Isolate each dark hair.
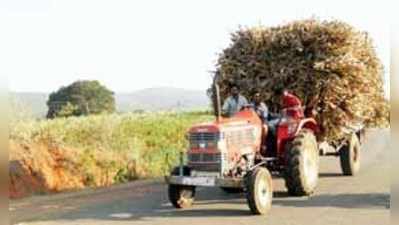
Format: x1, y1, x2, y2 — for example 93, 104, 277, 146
253, 89, 262, 95
230, 83, 239, 89
275, 88, 288, 95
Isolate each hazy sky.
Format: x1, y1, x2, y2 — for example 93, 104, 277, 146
0, 0, 390, 93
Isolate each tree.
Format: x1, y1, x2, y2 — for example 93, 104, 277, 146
55, 102, 79, 118
47, 80, 116, 118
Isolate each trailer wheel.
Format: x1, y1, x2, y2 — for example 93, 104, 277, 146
340, 133, 361, 176
284, 129, 319, 196
245, 167, 273, 215
168, 166, 196, 208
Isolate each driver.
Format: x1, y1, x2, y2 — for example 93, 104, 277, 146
222, 84, 248, 117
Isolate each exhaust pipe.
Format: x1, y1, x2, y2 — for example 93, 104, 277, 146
213, 74, 222, 122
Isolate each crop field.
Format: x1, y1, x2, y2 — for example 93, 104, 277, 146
9, 111, 213, 198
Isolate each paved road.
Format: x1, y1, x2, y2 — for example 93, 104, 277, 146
10, 129, 390, 225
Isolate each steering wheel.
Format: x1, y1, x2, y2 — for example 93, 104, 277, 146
240, 103, 254, 111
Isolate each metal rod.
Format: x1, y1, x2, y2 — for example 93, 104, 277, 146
215, 83, 222, 122
179, 152, 184, 176
213, 73, 222, 122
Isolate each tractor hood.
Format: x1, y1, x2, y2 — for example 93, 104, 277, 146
189, 122, 220, 134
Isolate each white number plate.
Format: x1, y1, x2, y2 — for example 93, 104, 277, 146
181, 177, 216, 186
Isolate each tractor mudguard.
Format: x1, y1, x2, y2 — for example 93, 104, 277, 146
294, 118, 318, 136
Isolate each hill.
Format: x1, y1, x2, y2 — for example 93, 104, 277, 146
116, 87, 209, 112
11, 87, 210, 118
10, 92, 48, 118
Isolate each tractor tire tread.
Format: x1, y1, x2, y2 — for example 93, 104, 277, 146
284, 129, 319, 196
168, 166, 196, 209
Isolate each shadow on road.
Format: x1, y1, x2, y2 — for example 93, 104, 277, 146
319, 172, 343, 178
17, 189, 389, 224
273, 193, 390, 209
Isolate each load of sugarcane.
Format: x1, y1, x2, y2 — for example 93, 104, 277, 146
210, 19, 389, 143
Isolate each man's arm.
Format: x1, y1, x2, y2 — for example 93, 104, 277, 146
261, 103, 269, 119
242, 96, 249, 105
222, 97, 230, 116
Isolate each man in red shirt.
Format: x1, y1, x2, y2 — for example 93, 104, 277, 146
281, 90, 304, 119
282, 90, 302, 108
267, 90, 304, 135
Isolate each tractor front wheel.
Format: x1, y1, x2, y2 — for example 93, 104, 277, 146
168, 166, 196, 208
340, 133, 361, 176
245, 167, 273, 215
284, 129, 319, 196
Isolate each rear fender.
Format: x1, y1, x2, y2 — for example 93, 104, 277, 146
294, 118, 318, 136
275, 118, 318, 165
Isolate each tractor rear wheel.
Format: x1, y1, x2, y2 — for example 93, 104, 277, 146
340, 133, 361, 176
284, 129, 319, 196
168, 166, 196, 208
245, 167, 273, 215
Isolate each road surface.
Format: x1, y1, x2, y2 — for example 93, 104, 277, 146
10, 129, 390, 225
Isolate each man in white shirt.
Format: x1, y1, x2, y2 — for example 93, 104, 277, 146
222, 84, 249, 117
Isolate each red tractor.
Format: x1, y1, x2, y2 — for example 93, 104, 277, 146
167, 81, 362, 215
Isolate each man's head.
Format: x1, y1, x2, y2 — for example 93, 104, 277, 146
275, 88, 289, 96
253, 92, 261, 104
275, 89, 289, 101
230, 84, 239, 97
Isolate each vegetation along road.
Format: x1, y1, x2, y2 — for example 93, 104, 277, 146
10, 129, 389, 225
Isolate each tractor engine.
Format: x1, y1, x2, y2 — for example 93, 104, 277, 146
186, 110, 263, 178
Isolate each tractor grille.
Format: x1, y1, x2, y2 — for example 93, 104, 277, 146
188, 153, 221, 162
188, 132, 221, 172
188, 152, 222, 172
189, 132, 219, 149
189, 132, 219, 142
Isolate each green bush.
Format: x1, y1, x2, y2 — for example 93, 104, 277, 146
47, 80, 115, 118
